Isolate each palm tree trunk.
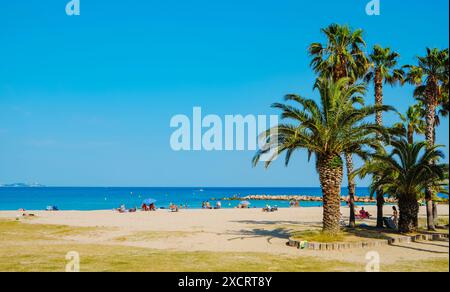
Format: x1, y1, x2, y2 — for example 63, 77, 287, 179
398, 196, 419, 233
425, 95, 437, 231
376, 190, 385, 228
317, 155, 344, 235
345, 153, 356, 228
407, 124, 414, 144
432, 126, 439, 224
433, 201, 439, 226
374, 70, 385, 228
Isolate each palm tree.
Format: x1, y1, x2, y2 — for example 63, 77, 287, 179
365, 45, 404, 125
308, 24, 369, 227
395, 103, 426, 144
253, 78, 391, 235
405, 48, 449, 230
309, 24, 368, 82
357, 139, 448, 233
364, 45, 405, 228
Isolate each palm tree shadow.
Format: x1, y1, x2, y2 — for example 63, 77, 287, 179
226, 228, 293, 244
344, 226, 396, 241
231, 220, 322, 229
389, 243, 449, 254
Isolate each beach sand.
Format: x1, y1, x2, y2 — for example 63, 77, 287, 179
0, 205, 448, 267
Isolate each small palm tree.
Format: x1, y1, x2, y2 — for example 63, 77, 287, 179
365, 45, 404, 125
395, 103, 426, 144
308, 24, 369, 227
405, 48, 449, 230
364, 45, 405, 228
357, 139, 448, 233
253, 78, 391, 235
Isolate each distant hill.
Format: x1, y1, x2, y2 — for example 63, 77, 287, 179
0, 183, 46, 188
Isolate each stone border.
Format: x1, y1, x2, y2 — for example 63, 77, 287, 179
287, 233, 449, 251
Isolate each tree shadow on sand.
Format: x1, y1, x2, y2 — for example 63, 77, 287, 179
226, 228, 292, 244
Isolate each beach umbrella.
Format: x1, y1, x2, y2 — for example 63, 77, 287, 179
240, 200, 251, 206
143, 198, 157, 205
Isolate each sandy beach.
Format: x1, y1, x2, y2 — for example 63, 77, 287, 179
1, 205, 448, 267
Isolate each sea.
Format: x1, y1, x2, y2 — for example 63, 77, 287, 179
0, 187, 376, 211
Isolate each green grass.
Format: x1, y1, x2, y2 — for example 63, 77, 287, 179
0, 219, 448, 272
291, 230, 346, 243
113, 231, 198, 242
418, 216, 449, 228
385, 258, 449, 272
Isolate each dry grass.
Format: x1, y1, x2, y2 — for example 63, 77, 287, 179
0, 219, 447, 272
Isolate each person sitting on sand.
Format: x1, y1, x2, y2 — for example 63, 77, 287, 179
149, 203, 156, 211
215, 201, 222, 209
169, 203, 179, 212
358, 207, 371, 219
117, 204, 127, 213
141, 203, 149, 211
205, 201, 212, 209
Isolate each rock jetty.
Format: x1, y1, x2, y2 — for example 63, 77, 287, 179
219, 195, 398, 204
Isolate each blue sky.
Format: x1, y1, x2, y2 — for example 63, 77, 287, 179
0, 0, 449, 187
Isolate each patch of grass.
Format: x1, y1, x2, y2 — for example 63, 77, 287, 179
291, 230, 346, 243
384, 258, 449, 272
0, 219, 448, 272
0, 243, 363, 272
0, 219, 99, 242
114, 231, 198, 242
418, 216, 449, 234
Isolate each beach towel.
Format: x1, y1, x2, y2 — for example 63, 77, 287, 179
383, 217, 397, 230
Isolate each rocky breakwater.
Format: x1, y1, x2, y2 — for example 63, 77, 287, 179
221, 194, 398, 204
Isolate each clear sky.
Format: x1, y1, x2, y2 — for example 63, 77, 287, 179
0, 0, 449, 187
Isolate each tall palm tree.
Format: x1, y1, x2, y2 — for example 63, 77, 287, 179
405, 48, 449, 230
364, 45, 405, 228
357, 139, 448, 233
309, 24, 368, 82
308, 24, 369, 227
395, 103, 426, 144
365, 45, 405, 125
253, 78, 391, 234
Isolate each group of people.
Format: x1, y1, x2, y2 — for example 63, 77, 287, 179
289, 200, 300, 208
116, 205, 137, 213
347, 202, 400, 229
202, 201, 222, 209
141, 203, 156, 211
262, 205, 278, 212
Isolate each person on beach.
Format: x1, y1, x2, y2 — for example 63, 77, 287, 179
358, 207, 371, 219
215, 201, 222, 209
149, 203, 156, 211
169, 203, 179, 212
391, 206, 399, 228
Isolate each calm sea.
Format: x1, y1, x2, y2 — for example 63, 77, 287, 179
0, 187, 375, 211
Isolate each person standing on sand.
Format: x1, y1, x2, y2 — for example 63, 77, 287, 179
391, 206, 399, 228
